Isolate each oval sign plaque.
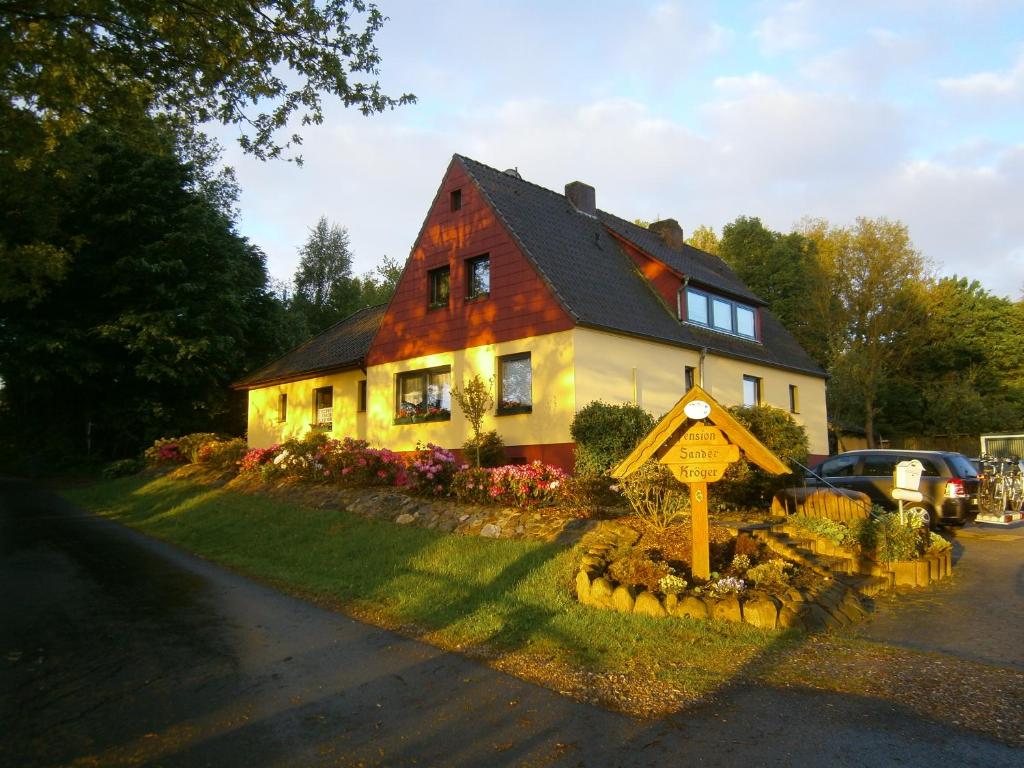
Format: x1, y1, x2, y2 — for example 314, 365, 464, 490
683, 399, 712, 420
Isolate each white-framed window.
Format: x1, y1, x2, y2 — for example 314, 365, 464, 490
686, 287, 758, 340
313, 386, 333, 428
498, 353, 532, 414
742, 375, 762, 407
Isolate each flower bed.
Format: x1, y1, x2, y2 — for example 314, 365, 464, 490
143, 431, 570, 508
575, 527, 868, 631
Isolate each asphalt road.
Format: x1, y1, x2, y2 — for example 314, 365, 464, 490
1, 478, 1019, 768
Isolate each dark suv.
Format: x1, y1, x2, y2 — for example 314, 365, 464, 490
805, 449, 980, 528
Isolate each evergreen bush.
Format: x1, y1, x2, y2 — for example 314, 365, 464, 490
715, 405, 809, 508
462, 430, 506, 468
570, 400, 655, 476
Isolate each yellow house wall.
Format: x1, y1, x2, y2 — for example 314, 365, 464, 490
364, 330, 576, 451
246, 370, 367, 448
572, 327, 830, 456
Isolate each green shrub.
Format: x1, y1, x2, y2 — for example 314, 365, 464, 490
618, 461, 690, 530
571, 400, 655, 476
175, 433, 221, 463
745, 558, 792, 590
101, 458, 144, 478
790, 514, 855, 547
196, 438, 248, 471
869, 512, 926, 562
715, 405, 809, 508
143, 437, 186, 465
607, 549, 673, 592
461, 430, 506, 468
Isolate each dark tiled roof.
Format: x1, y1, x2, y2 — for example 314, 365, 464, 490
598, 213, 763, 304
457, 155, 824, 377
234, 305, 385, 389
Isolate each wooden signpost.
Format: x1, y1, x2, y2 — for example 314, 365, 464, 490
611, 386, 789, 580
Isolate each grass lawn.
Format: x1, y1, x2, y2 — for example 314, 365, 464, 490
62, 472, 792, 714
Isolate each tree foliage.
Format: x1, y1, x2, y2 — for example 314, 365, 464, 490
0, 0, 415, 162
686, 224, 721, 256
0, 122, 291, 466
289, 216, 402, 334
801, 217, 930, 446
293, 217, 354, 333
720, 216, 826, 364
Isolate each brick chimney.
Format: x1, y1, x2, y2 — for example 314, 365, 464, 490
565, 181, 596, 217
649, 219, 685, 250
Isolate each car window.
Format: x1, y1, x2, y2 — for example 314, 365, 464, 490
946, 453, 979, 478
818, 455, 859, 477
860, 454, 899, 476
918, 458, 941, 477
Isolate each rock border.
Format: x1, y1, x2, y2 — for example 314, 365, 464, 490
569, 520, 942, 634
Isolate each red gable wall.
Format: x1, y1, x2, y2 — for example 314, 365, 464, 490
367, 160, 575, 366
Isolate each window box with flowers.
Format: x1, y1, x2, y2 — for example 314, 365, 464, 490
395, 366, 452, 425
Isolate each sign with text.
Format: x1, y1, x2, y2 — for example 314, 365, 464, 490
663, 425, 740, 483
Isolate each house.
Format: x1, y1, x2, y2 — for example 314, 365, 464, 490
235, 155, 829, 468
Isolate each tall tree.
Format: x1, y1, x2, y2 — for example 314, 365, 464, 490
293, 217, 355, 333
884, 277, 1024, 437
719, 216, 826, 365
802, 217, 930, 446
344, 255, 404, 312
686, 224, 721, 256
0, 122, 290, 464
1, 1, 415, 309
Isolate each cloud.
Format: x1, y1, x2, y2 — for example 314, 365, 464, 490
217, 77, 1024, 301
938, 50, 1024, 102
800, 29, 926, 90
753, 0, 819, 54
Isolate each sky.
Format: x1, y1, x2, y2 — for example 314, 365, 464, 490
211, 0, 1024, 299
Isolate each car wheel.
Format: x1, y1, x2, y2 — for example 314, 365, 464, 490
905, 504, 934, 530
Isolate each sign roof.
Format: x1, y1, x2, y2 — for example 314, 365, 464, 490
610, 385, 792, 479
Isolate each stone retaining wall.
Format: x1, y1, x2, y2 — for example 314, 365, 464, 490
770, 522, 953, 588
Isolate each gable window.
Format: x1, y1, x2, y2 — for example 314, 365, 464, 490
498, 353, 532, 415
313, 386, 333, 429
686, 287, 758, 340
742, 375, 761, 407
357, 380, 367, 413
395, 366, 451, 424
428, 266, 450, 309
789, 384, 799, 414
466, 255, 490, 300
277, 393, 288, 423
684, 366, 696, 391
450, 189, 462, 211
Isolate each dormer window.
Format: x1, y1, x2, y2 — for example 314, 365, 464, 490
686, 287, 758, 340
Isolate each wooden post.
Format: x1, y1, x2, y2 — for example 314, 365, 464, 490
690, 481, 710, 580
